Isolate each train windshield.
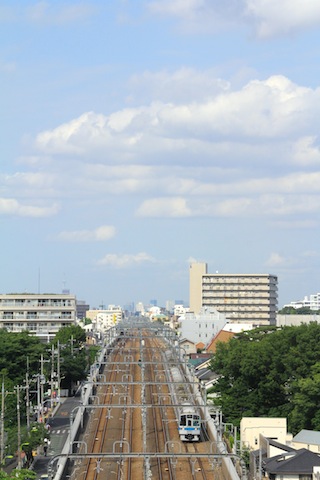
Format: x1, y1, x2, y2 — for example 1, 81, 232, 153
193, 416, 200, 426
180, 415, 187, 426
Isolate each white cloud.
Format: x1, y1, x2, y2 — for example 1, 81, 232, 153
34, 75, 319, 161
265, 250, 320, 276
136, 197, 192, 217
148, 0, 243, 33
136, 193, 320, 218
26, 1, 96, 25
245, 0, 320, 38
97, 252, 155, 268
0, 198, 59, 217
292, 136, 320, 166
265, 252, 288, 268
128, 68, 230, 103
148, 0, 320, 37
57, 225, 116, 242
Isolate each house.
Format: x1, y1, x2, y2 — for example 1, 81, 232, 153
240, 417, 289, 450
263, 448, 320, 480
179, 338, 197, 355
206, 322, 255, 353
196, 341, 206, 351
291, 429, 320, 453
206, 329, 235, 353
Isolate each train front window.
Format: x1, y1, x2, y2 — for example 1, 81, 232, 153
180, 415, 186, 426
193, 416, 200, 426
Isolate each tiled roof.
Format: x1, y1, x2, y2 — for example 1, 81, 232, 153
264, 448, 320, 474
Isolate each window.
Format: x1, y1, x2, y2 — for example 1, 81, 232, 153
180, 415, 186, 426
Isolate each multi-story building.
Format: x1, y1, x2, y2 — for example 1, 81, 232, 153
283, 292, 320, 311
177, 307, 227, 346
0, 293, 77, 341
76, 300, 90, 320
86, 305, 123, 336
190, 262, 278, 325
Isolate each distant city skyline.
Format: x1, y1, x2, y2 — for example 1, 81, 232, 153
1, 1, 320, 310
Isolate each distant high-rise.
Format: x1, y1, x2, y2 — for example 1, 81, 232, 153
150, 299, 157, 307
189, 262, 278, 325
76, 300, 90, 320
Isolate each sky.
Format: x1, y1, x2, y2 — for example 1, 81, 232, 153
1, 0, 320, 310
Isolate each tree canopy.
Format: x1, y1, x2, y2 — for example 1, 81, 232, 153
278, 306, 320, 315
0, 330, 45, 384
0, 324, 94, 466
210, 323, 320, 434
52, 324, 86, 347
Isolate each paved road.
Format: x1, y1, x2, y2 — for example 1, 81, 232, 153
32, 396, 81, 479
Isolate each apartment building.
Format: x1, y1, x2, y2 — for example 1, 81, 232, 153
0, 293, 77, 341
86, 305, 123, 336
190, 262, 278, 325
284, 292, 320, 311
177, 307, 227, 346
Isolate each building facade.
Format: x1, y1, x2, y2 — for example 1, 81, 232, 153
76, 300, 90, 320
177, 307, 227, 346
86, 305, 123, 337
283, 292, 320, 311
0, 293, 77, 341
190, 262, 278, 325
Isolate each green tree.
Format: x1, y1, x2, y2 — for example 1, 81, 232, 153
210, 323, 320, 433
0, 469, 36, 480
0, 331, 44, 384
52, 324, 86, 348
51, 325, 89, 395
289, 363, 320, 432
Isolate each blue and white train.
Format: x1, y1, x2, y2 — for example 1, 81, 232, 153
167, 365, 201, 442
178, 403, 201, 442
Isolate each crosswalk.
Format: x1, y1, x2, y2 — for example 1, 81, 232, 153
50, 428, 69, 435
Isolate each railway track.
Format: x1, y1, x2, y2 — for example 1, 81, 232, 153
69, 326, 227, 480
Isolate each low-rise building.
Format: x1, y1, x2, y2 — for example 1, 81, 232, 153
291, 429, 320, 453
240, 417, 289, 450
263, 449, 320, 480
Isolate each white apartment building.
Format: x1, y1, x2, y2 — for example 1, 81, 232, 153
174, 304, 189, 316
177, 307, 227, 346
284, 292, 320, 311
86, 305, 123, 336
190, 262, 278, 325
0, 293, 77, 342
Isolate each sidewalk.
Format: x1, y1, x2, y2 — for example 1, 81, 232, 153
32, 396, 81, 479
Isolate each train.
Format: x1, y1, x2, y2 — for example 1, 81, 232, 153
168, 366, 201, 442
178, 403, 201, 441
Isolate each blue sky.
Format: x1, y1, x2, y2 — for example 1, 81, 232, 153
1, 0, 320, 309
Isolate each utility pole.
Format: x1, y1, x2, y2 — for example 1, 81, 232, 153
1, 380, 4, 465
16, 385, 22, 469
26, 358, 30, 431
57, 341, 61, 404
51, 344, 55, 408
40, 354, 45, 421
